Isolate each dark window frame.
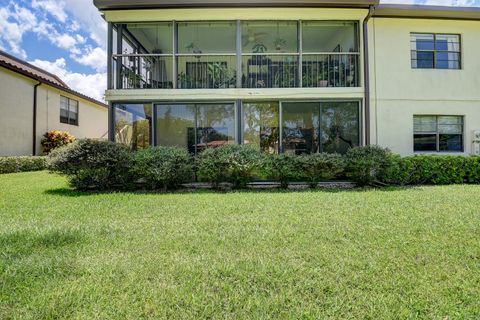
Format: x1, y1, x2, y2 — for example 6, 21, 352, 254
60, 96, 79, 126
411, 33, 462, 70
413, 115, 464, 153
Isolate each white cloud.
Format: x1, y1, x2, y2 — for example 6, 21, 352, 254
30, 58, 107, 102
32, 0, 68, 23
0, 4, 37, 58
63, 0, 107, 48
72, 47, 107, 72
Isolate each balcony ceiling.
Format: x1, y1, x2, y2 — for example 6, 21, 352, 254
93, 0, 379, 10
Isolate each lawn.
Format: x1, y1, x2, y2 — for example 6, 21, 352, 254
0, 172, 479, 319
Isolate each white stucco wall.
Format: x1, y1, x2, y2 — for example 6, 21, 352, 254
370, 18, 480, 156
0, 67, 108, 156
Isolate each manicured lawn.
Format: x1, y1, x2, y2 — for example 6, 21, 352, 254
1, 171, 479, 319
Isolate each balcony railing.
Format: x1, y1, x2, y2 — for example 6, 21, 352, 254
112, 53, 359, 89
177, 54, 237, 89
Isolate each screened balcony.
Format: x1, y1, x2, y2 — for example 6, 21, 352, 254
110, 21, 359, 89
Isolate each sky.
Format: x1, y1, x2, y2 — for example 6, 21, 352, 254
0, 0, 479, 101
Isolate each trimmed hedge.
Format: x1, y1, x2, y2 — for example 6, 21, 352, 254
383, 154, 480, 185
261, 154, 301, 189
47, 139, 133, 191
133, 147, 194, 190
345, 145, 394, 186
0, 156, 47, 174
44, 140, 480, 190
197, 144, 262, 189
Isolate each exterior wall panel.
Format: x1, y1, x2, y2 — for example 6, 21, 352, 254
371, 18, 480, 156
0, 67, 108, 156
0, 68, 35, 156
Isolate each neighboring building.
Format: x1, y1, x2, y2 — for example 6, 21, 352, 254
0, 50, 108, 156
93, 0, 480, 156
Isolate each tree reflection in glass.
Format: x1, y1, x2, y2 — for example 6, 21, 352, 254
243, 102, 279, 154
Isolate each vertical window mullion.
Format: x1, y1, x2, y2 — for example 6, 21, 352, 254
172, 21, 177, 89
236, 20, 242, 89
298, 20, 303, 88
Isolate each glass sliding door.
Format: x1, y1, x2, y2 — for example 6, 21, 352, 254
320, 101, 360, 153
280, 101, 359, 155
196, 104, 235, 152
282, 102, 319, 155
156, 104, 196, 152
243, 102, 280, 154
155, 103, 235, 154
113, 103, 152, 150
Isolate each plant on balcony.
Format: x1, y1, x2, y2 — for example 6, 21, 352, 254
185, 42, 202, 58
177, 72, 194, 89
207, 63, 236, 89
252, 43, 267, 53
274, 37, 286, 51
122, 67, 143, 88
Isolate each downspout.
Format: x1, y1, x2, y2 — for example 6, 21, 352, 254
363, 5, 375, 145
33, 82, 42, 155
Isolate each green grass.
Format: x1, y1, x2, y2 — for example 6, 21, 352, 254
1, 171, 479, 319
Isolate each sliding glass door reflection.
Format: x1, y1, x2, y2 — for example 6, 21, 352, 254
282, 102, 319, 154
156, 103, 235, 154
114, 103, 152, 150
281, 101, 359, 154
243, 102, 280, 154
320, 102, 360, 154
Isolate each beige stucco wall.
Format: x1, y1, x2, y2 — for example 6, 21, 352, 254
0, 67, 108, 156
370, 18, 480, 156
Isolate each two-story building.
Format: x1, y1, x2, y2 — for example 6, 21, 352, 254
93, 0, 480, 156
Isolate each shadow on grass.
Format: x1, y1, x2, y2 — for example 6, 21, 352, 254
44, 185, 418, 197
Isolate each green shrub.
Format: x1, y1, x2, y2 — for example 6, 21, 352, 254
41, 130, 75, 155
132, 147, 194, 190
344, 145, 393, 186
196, 144, 262, 189
47, 139, 132, 190
260, 153, 302, 189
297, 153, 345, 188
0, 156, 47, 174
383, 155, 479, 186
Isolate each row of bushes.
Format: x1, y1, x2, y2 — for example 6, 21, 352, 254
47, 139, 480, 191
0, 156, 47, 174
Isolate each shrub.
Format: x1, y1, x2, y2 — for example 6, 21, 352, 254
47, 139, 132, 190
383, 155, 479, 186
0, 156, 47, 174
196, 144, 263, 189
260, 153, 302, 189
344, 145, 394, 186
297, 153, 345, 188
41, 130, 75, 155
132, 147, 194, 190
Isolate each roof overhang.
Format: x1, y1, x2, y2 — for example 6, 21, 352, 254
93, 0, 379, 10
374, 4, 480, 21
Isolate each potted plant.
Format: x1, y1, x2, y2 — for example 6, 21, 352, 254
122, 68, 142, 88
274, 38, 286, 51
318, 69, 329, 87
177, 72, 193, 89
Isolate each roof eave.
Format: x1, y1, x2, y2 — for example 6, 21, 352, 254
374, 4, 480, 21
93, 0, 379, 10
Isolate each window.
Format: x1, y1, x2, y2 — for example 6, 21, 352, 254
411, 33, 461, 69
243, 102, 280, 154
114, 104, 152, 150
281, 101, 360, 155
414, 115, 463, 152
156, 103, 235, 154
60, 96, 78, 125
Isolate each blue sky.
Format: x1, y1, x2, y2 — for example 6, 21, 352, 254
0, 0, 479, 101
